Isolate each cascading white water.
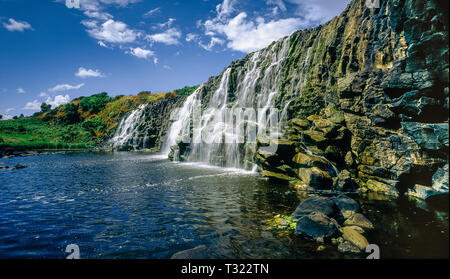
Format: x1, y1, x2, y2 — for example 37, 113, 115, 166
109, 104, 148, 149
161, 86, 202, 156
164, 37, 296, 170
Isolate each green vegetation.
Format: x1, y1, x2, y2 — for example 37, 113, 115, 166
0, 85, 197, 151
174, 85, 199, 95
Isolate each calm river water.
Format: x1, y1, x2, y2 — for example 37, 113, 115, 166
0, 152, 447, 258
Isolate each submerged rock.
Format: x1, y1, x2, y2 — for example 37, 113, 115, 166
170, 245, 212, 259
338, 240, 362, 254
295, 212, 339, 241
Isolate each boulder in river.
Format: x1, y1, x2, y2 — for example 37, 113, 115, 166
295, 212, 339, 241
342, 226, 369, 250
343, 213, 374, 230
292, 196, 338, 221
332, 194, 360, 219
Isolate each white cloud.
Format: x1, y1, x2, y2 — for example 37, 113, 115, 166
129, 47, 155, 60
1, 108, 15, 120
204, 12, 302, 52
199, 37, 224, 51
2, 18, 33, 32
146, 28, 181, 45
266, 0, 287, 12
157, 18, 176, 29
84, 19, 138, 43
286, 0, 351, 23
83, 10, 113, 20
215, 0, 237, 20
46, 94, 71, 108
143, 7, 161, 17
39, 92, 48, 97
186, 33, 200, 42
194, 0, 349, 53
75, 67, 105, 78
17, 88, 25, 94
24, 100, 41, 110
49, 83, 85, 92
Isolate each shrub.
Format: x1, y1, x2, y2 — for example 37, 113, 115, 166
79, 92, 111, 114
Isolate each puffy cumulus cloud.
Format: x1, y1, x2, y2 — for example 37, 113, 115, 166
204, 13, 301, 52
146, 28, 182, 45
23, 100, 41, 110
196, 0, 349, 53
75, 67, 105, 78
17, 88, 25, 94
49, 83, 85, 92
84, 19, 138, 43
2, 18, 33, 32
46, 94, 71, 108
129, 47, 155, 60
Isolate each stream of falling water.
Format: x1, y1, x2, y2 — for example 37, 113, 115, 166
109, 104, 148, 150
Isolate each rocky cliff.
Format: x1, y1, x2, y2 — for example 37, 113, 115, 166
108, 95, 187, 151
254, 0, 449, 199
114, 0, 449, 200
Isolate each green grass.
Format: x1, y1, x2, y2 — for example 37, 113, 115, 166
0, 117, 95, 150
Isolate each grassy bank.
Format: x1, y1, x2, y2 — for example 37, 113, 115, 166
0, 86, 199, 151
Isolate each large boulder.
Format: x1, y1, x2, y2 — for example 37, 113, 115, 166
292, 196, 337, 221
332, 195, 360, 219
342, 227, 369, 250
298, 167, 333, 189
295, 212, 339, 241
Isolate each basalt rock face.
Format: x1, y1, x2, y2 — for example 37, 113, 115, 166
254, 0, 449, 199
108, 95, 187, 151
113, 0, 448, 199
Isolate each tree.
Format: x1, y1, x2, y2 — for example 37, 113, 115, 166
79, 92, 110, 114
40, 103, 52, 113
61, 103, 81, 125
0, 114, 3, 120
19, 114, 24, 118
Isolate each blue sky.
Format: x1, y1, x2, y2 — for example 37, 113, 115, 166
0, 0, 349, 119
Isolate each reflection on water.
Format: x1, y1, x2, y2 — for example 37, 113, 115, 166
0, 152, 448, 258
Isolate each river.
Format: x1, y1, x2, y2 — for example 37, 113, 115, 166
0, 152, 448, 258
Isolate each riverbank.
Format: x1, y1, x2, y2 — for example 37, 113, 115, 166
0, 146, 96, 159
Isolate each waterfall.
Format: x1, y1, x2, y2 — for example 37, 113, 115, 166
161, 86, 202, 155
164, 37, 295, 170
109, 104, 148, 149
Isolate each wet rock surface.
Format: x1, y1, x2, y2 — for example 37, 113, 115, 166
292, 195, 375, 254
